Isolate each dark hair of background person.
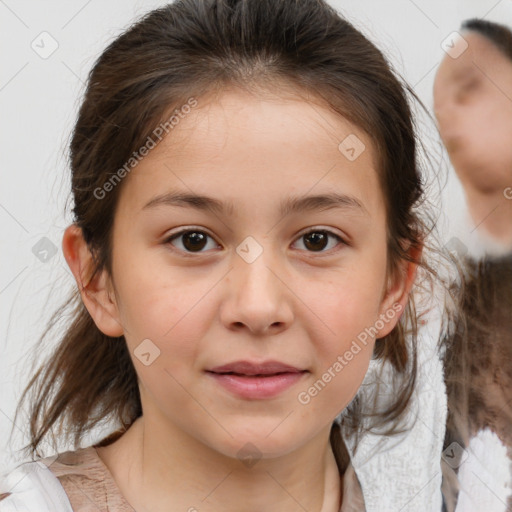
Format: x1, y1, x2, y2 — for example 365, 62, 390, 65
8, 0, 447, 475
461, 18, 512, 61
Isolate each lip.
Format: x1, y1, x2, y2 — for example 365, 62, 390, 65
209, 360, 304, 375
206, 360, 308, 400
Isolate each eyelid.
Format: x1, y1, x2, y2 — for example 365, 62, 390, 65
291, 227, 348, 255
163, 226, 221, 249
296, 225, 348, 242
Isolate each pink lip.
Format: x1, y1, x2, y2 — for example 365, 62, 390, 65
206, 360, 307, 400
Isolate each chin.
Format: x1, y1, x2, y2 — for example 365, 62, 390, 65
211, 426, 308, 463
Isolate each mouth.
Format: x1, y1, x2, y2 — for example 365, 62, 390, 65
207, 360, 306, 376
206, 360, 308, 399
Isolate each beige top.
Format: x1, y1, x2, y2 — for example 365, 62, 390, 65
47, 446, 135, 512
43, 445, 365, 511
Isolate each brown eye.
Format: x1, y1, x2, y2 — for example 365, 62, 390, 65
167, 230, 218, 253
293, 230, 345, 253
304, 231, 328, 251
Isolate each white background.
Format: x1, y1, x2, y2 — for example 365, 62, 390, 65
1, 0, 511, 473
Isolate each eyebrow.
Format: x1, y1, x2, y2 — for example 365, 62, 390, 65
142, 190, 368, 217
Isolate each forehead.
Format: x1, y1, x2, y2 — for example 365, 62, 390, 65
117, 88, 384, 216
161, 87, 375, 163
436, 31, 511, 83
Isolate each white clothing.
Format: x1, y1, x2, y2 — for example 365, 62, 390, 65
0, 458, 73, 512
454, 429, 511, 512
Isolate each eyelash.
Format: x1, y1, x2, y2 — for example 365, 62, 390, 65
163, 227, 347, 256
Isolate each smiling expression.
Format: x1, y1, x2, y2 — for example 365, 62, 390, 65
101, 86, 405, 459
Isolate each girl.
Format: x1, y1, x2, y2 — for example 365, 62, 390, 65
0, 0, 448, 510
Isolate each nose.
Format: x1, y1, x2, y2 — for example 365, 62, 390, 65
219, 245, 294, 336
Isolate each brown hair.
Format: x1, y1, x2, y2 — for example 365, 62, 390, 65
441, 253, 512, 510
462, 18, 512, 61
11, 0, 442, 473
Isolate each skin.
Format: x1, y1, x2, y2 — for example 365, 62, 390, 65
433, 30, 512, 246
63, 87, 416, 512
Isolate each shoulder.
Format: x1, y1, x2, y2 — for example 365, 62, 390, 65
0, 456, 73, 512
2, 444, 134, 512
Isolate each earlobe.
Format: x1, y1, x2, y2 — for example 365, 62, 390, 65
62, 224, 124, 338
376, 244, 422, 338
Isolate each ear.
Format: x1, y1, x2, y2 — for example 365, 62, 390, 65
62, 224, 124, 337
375, 243, 422, 338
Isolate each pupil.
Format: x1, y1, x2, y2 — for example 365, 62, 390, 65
304, 232, 327, 251
183, 232, 207, 251
181, 231, 328, 252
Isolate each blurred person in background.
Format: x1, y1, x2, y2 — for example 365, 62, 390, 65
434, 18, 512, 512
434, 18, 512, 254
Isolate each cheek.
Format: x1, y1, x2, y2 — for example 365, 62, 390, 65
318, 283, 381, 336
298, 275, 386, 418
112, 252, 216, 367
435, 106, 451, 133
485, 108, 512, 155
307, 259, 387, 354
297, 298, 376, 419
458, 95, 512, 136
118, 277, 214, 409
453, 103, 512, 171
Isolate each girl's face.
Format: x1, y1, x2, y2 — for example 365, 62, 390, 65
90, 88, 410, 460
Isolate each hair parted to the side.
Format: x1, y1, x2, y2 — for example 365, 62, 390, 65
11, 0, 448, 472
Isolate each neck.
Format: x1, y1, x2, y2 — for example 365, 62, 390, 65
464, 184, 512, 248
97, 415, 341, 512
